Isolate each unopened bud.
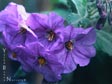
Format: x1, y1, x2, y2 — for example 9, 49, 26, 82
108, 11, 112, 25
96, 0, 107, 17
96, 17, 106, 30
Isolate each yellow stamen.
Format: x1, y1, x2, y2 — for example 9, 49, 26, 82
65, 41, 73, 50
38, 57, 46, 65
12, 52, 17, 58
47, 30, 55, 41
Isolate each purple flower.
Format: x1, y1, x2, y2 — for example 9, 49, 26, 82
51, 26, 96, 73
26, 42, 64, 82
7, 45, 34, 72
0, 18, 6, 44
0, 2, 37, 48
0, 2, 97, 82
0, 20, 5, 32
26, 12, 64, 50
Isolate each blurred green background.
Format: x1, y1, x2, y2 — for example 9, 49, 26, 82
0, 0, 112, 84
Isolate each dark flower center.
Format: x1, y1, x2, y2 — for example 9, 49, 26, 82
38, 57, 46, 65
65, 41, 73, 50
12, 52, 17, 58
47, 30, 55, 41
19, 27, 27, 34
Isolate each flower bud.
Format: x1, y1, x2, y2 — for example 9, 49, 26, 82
96, 17, 106, 30
96, 0, 107, 17
108, 11, 112, 25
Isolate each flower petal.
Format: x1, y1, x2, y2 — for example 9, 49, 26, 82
14, 46, 34, 72
73, 49, 91, 66
76, 28, 96, 45
52, 46, 77, 73
26, 13, 48, 30
63, 52, 77, 73
48, 12, 64, 29
3, 30, 25, 47
75, 44, 96, 58
35, 65, 61, 82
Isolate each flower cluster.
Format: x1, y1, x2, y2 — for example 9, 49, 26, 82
96, 0, 107, 30
0, 2, 96, 82
96, 0, 112, 29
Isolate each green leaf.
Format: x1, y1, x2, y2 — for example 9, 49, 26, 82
66, 13, 82, 26
59, 0, 67, 5
54, 9, 70, 18
70, 0, 88, 17
67, 0, 77, 13
95, 30, 112, 56
14, 66, 26, 78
